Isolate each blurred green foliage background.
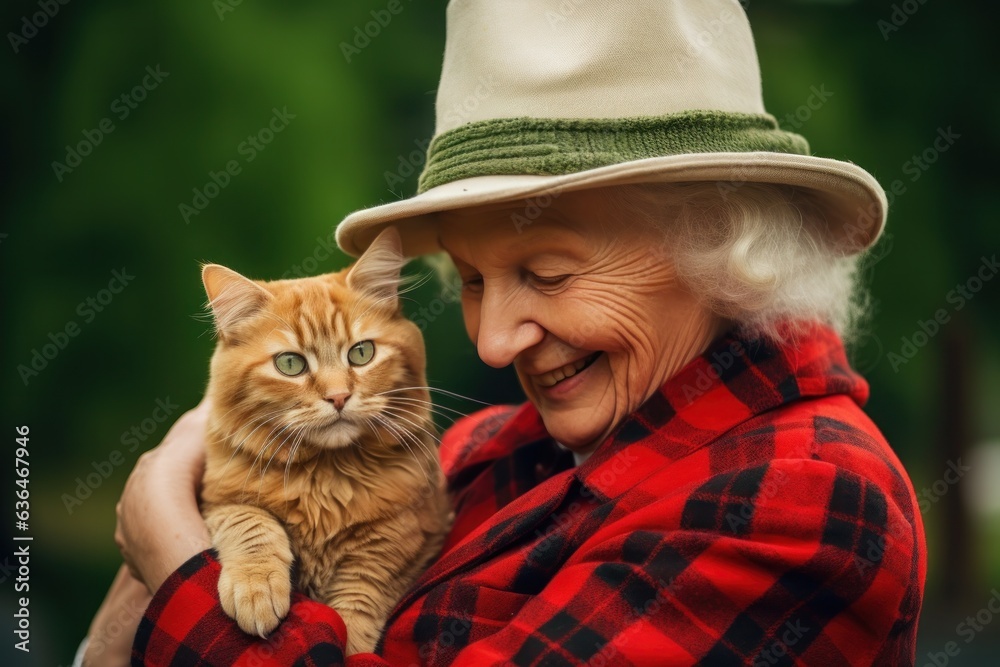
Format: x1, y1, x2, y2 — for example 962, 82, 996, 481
2, 0, 998, 664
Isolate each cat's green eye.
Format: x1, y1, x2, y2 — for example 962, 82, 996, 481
347, 340, 375, 366
274, 352, 308, 376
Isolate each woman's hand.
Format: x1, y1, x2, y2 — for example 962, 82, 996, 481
81, 563, 151, 666
114, 398, 213, 595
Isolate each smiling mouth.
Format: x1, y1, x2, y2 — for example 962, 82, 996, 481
534, 351, 602, 388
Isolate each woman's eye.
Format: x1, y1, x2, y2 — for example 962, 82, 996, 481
274, 352, 308, 376
348, 340, 376, 366
460, 276, 484, 293
529, 273, 571, 287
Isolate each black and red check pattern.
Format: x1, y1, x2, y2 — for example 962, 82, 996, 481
133, 323, 925, 666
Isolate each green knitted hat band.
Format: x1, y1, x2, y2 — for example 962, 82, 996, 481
416, 110, 811, 193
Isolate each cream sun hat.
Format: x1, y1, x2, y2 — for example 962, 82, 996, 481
336, 0, 886, 258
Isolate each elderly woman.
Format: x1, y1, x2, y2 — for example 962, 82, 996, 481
82, 1, 925, 665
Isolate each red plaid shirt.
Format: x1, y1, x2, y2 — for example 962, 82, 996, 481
132, 323, 925, 666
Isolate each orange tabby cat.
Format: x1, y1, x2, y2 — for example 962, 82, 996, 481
198, 227, 452, 655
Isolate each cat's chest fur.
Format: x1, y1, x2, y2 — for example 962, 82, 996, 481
203, 437, 441, 597
275, 454, 416, 543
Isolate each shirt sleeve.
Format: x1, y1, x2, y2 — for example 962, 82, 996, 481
71, 636, 88, 667
132, 550, 349, 666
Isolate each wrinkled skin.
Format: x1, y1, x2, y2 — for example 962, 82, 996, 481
437, 188, 729, 454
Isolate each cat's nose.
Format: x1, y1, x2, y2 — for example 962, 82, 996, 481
325, 392, 351, 411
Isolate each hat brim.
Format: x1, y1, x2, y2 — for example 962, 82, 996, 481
335, 152, 887, 257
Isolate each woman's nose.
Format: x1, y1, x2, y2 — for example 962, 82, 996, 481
475, 288, 544, 368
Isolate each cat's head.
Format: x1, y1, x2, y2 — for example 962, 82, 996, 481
201, 227, 429, 457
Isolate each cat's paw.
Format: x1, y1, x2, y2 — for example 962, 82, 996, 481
217, 563, 292, 638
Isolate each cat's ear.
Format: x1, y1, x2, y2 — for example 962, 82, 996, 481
201, 264, 271, 338
346, 226, 406, 307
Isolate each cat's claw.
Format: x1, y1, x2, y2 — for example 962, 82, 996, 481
218, 565, 291, 638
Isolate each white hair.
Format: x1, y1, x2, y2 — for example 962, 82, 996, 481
603, 181, 870, 344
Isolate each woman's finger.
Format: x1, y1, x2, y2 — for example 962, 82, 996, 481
114, 400, 214, 593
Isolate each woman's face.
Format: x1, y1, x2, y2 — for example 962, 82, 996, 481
436, 188, 726, 453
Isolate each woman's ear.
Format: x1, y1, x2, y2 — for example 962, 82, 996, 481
201, 264, 271, 340
346, 226, 406, 308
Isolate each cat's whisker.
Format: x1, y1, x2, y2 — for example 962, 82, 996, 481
197, 328, 216, 340
242, 408, 292, 439
259, 419, 292, 456
259, 422, 295, 483
375, 400, 466, 432
215, 411, 287, 482
227, 410, 287, 450
227, 416, 288, 485
372, 418, 420, 463
361, 416, 389, 450
258, 423, 288, 468
396, 407, 460, 428
363, 417, 396, 456
372, 415, 432, 488
217, 430, 257, 480
384, 396, 469, 421
370, 414, 412, 459
391, 432, 437, 476
400, 269, 432, 288
213, 410, 288, 481
214, 399, 271, 424
210, 403, 246, 430
215, 407, 286, 444
386, 394, 470, 415
191, 310, 220, 340
375, 386, 495, 407
283, 426, 308, 497
379, 406, 440, 444
379, 409, 441, 463
395, 272, 434, 297
371, 411, 411, 443
380, 415, 437, 470
240, 422, 288, 499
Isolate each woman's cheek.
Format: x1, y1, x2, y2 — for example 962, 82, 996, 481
608, 329, 664, 403
552, 297, 611, 350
